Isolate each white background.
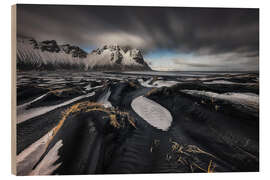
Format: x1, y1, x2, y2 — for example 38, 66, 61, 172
0, 0, 269, 179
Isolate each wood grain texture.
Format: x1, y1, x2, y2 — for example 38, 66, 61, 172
11, 4, 17, 175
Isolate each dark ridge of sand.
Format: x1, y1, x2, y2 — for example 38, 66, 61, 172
146, 86, 259, 171
16, 87, 105, 155
17, 85, 49, 105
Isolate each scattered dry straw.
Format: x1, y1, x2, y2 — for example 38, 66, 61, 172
49, 101, 136, 143
146, 88, 158, 97
170, 141, 217, 173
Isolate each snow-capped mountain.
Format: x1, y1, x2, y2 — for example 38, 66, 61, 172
87, 45, 151, 70
16, 38, 151, 71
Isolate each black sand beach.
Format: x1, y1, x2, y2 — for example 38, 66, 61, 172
16, 71, 259, 175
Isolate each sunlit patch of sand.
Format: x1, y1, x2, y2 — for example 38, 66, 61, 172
17, 92, 95, 123
131, 96, 172, 131
181, 90, 259, 110
16, 129, 55, 175
97, 89, 112, 108
138, 77, 179, 88
29, 140, 63, 175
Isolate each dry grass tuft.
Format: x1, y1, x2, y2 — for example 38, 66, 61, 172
128, 81, 139, 88
50, 102, 104, 140
109, 114, 121, 128
185, 145, 216, 158
145, 88, 158, 97
169, 141, 217, 173
207, 160, 216, 173
48, 101, 136, 143
49, 88, 74, 96
127, 116, 136, 128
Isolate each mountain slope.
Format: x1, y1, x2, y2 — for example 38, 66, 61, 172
16, 38, 151, 71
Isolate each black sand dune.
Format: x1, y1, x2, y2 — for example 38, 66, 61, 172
16, 71, 259, 175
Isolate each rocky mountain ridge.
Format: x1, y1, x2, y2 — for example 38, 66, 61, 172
17, 38, 151, 71
29, 39, 88, 58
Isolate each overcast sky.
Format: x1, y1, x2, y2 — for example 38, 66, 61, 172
17, 4, 259, 71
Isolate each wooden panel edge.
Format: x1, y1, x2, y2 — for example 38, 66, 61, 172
11, 4, 17, 175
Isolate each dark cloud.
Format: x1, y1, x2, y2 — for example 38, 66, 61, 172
17, 4, 259, 70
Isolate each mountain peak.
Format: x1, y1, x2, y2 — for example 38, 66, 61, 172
90, 44, 148, 67
26, 38, 88, 58
17, 38, 152, 71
